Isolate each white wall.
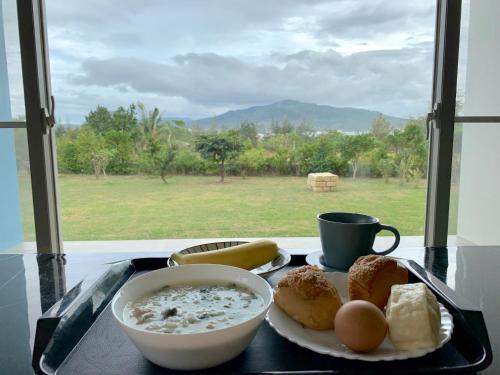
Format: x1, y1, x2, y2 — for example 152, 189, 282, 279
456, 0, 500, 245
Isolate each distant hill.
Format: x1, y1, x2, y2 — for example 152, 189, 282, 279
186, 100, 406, 132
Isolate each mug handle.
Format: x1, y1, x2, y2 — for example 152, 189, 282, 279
371, 224, 400, 255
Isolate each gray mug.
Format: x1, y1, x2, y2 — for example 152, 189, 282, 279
317, 212, 400, 271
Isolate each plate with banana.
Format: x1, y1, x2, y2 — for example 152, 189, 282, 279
168, 240, 291, 278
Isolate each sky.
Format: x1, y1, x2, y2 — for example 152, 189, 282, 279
4, 0, 437, 124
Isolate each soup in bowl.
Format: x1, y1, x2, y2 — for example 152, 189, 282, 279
111, 264, 273, 370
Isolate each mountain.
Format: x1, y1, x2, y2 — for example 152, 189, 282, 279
187, 100, 406, 132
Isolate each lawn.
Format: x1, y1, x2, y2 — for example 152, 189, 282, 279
53, 175, 427, 240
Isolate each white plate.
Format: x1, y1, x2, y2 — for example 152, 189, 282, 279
266, 272, 454, 361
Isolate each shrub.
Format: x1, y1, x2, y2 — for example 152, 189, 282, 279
104, 130, 137, 174
296, 136, 348, 176
171, 149, 210, 175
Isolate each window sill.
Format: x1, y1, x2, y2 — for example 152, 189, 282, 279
11, 236, 433, 255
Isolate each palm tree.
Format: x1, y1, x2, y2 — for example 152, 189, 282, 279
164, 120, 186, 148
137, 102, 161, 139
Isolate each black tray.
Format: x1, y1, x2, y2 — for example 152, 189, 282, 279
32, 256, 492, 374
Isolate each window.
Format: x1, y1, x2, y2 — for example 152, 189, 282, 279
8, 0, 487, 253
2, 0, 61, 253
448, 0, 500, 246
43, 1, 436, 246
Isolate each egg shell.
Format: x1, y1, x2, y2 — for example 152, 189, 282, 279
334, 300, 387, 353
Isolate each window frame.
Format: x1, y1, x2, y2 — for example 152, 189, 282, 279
16, 0, 62, 253
0, 121, 26, 128
424, 0, 462, 247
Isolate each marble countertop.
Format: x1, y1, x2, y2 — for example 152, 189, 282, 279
0, 246, 497, 374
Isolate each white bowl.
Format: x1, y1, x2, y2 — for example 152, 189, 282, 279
111, 264, 273, 370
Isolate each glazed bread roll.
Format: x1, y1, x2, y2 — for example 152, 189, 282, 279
348, 255, 408, 309
386, 283, 441, 350
274, 265, 342, 330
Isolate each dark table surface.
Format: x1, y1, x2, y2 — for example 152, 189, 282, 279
0, 245, 498, 374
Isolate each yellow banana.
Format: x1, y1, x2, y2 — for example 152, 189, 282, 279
171, 240, 279, 270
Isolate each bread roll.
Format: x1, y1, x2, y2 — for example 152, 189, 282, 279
348, 255, 408, 309
386, 283, 441, 350
274, 266, 342, 330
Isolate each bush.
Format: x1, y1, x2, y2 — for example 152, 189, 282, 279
237, 147, 268, 176
55, 104, 429, 181
376, 158, 394, 182
171, 149, 210, 175
296, 136, 348, 176
58, 139, 82, 173
104, 130, 137, 174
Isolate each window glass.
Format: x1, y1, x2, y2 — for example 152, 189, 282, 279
449, 0, 500, 245
1, 0, 25, 120
455, 0, 500, 117
0, 128, 36, 251
1, 1, 35, 252
449, 123, 500, 246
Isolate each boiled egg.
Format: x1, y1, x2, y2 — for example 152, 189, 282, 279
334, 300, 387, 353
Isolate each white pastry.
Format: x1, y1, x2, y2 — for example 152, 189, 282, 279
386, 283, 441, 350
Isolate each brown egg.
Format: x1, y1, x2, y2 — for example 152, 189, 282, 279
334, 300, 387, 353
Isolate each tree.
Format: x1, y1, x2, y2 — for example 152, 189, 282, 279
237, 147, 268, 177
395, 154, 421, 184
84, 105, 113, 134
195, 130, 244, 182
340, 133, 376, 178
239, 121, 258, 147
112, 104, 139, 136
90, 148, 114, 178
263, 132, 304, 175
158, 145, 178, 183
371, 115, 392, 140
75, 129, 114, 178
57, 137, 80, 173
140, 136, 161, 174
296, 132, 348, 175
271, 119, 294, 135
386, 118, 427, 183
137, 102, 161, 140
159, 120, 187, 148
104, 130, 136, 174
171, 149, 207, 175
296, 121, 316, 139
376, 157, 394, 183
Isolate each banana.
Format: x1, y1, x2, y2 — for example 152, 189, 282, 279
171, 240, 279, 270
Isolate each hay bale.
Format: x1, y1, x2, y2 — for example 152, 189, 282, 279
307, 172, 339, 192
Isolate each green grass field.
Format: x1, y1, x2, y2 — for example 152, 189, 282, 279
51, 175, 426, 241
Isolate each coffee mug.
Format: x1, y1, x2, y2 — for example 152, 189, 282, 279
317, 212, 400, 271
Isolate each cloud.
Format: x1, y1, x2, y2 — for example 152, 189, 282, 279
45, 0, 329, 56
72, 45, 433, 118
51, 82, 225, 124
316, 1, 435, 39
42, 0, 436, 122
